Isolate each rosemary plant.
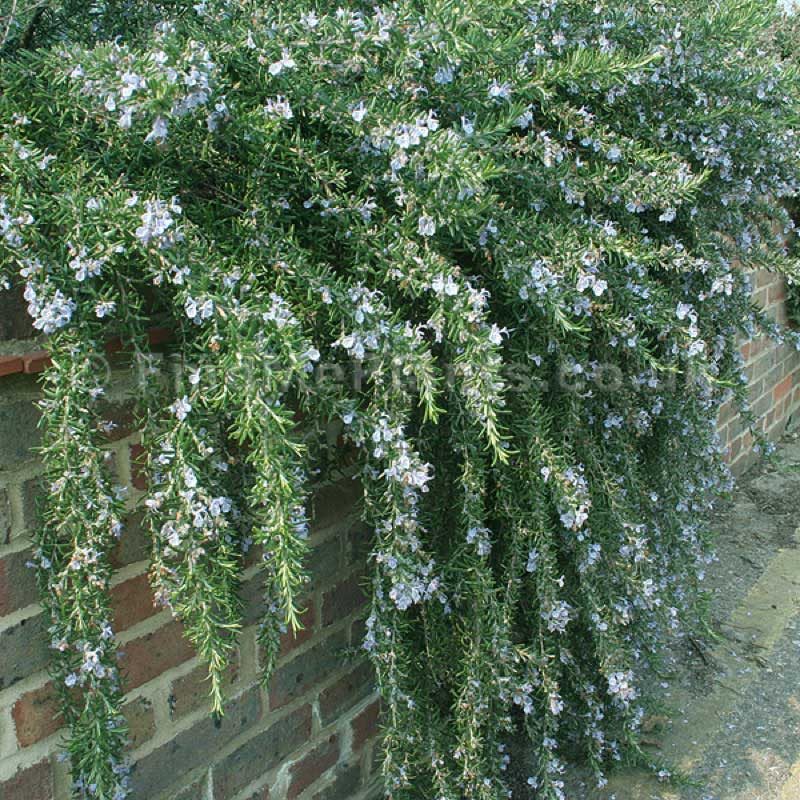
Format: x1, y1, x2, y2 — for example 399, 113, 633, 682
1, 1, 799, 798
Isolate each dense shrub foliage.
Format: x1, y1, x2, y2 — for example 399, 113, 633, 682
1, 1, 799, 798
788, 204, 800, 326
775, 11, 800, 327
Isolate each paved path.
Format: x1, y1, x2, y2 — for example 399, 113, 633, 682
563, 434, 800, 800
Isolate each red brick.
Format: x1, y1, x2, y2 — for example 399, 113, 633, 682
103, 336, 124, 355
22, 351, 52, 374
132, 686, 262, 799
347, 522, 373, 566
769, 280, 787, 305
288, 735, 340, 799
0, 612, 49, 690
120, 621, 195, 690
0, 759, 53, 800
12, 683, 62, 747
123, 695, 156, 750
717, 400, 735, 427
741, 336, 768, 365
129, 444, 147, 491
0, 488, 11, 545
307, 536, 343, 586
740, 341, 752, 361
110, 510, 150, 568
269, 630, 347, 710
774, 374, 794, 403
350, 615, 367, 649
242, 578, 311, 633
0, 355, 23, 377
0, 401, 41, 468
311, 479, 362, 532
169, 653, 240, 720
319, 661, 374, 727
351, 700, 380, 753
754, 270, 774, 289
148, 327, 172, 347
322, 576, 367, 628
96, 399, 137, 442
279, 603, 316, 658
111, 572, 156, 632
244, 542, 264, 568
0, 546, 38, 616
21, 476, 44, 531
212, 704, 310, 800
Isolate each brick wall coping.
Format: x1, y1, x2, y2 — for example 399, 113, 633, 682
0, 328, 172, 379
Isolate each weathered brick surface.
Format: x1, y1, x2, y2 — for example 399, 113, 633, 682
109, 510, 150, 568
169, 655, 240, 720
0, 316, 386, 800
211, 704, 312, 800
12, 683, 62, 747
349, 616, 368, 651
347, 522, 374, 565
311, 763, 362, 800
128, 443, 147, 491
0, 759, 53, 800
306, 536, 342, 586
0, 399, 41, 469
0, 613, 48, 691
110, 572, 157, 632
279, 603, 316, 659
96, 398, 137, 442
119, 621, 195, 690
322, 575, 367, 628
319, 660, 375, 727
0, 286, 36, 341
268, 630, 348, 710
21, 476, 43, 532
242, 580, 316, 659
720, 271, 800, 476
351, 701, 381, 754
241, 787, 270, 800
311, 480, 362, 531
123, 695, 156, 751
130, 686, 262, 798
0, 356, 23, 378
0, 547, 38, 616
288, 734, 340, 799
0, 466, 378, 800
0, 488, 12, 544
170, 776, 209, 800
11, 682, 155, 755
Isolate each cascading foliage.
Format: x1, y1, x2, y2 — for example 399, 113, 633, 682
776, 10, 800, 328
1, 1, 799, 797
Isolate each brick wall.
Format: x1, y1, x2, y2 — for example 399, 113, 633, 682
719, 271, 800, 476
0, 272, 798, 800
0, 359, 381, 800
